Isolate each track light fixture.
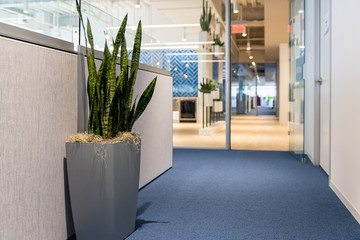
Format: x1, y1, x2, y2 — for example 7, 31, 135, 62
233, 1, 239, 14
135, 0, 140, 8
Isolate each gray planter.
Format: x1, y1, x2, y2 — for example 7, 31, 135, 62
66, 141, 141, 240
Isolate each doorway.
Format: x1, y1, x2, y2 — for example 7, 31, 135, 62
230, 0, 290, 151
317, 0, 331, 174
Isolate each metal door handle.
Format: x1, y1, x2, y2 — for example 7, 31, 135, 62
315, 78, 323, 84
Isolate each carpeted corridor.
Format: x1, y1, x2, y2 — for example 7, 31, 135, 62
127, 149, 360, 240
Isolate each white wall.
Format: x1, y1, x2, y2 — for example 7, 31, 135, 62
264, 0, 289, 61
132, 70, 173, 189
0, 37, 78, 239
279, 43, 289, 124
329, 0, 360, 223
303, 0, 316, 164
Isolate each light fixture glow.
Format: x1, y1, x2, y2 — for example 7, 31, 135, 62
140, 45, 199, 50
249, 56, 254, 59
166, 52, 225, 56
107, 23, 200, 30
233, 1, 239, 13
181, 60, 226, 63
182, 27, 187, 41
135, 0, 140, 8
252, 61, 256, 66
242, 33, 247, 37
246, 42, 251, 51
142, 41, 214, 46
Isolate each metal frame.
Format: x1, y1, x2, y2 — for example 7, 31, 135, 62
328, 0, 333, 181
313, 0, 321, 166
0, 22, 76, 54
225, 0, 232, 150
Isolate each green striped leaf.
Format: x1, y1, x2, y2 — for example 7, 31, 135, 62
112, 14, 127, 62
129, 77, 157, 131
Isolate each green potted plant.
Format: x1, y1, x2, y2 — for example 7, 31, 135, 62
199, 81, 217, 107
199, 0, 212, 42
65, 1, 157, 239
210, 80, 220, 100
212, 36, 224, 47
212, 36, 224, 53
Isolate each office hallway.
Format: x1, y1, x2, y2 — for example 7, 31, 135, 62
127, 149, 360, 240
173, 116, 289, 150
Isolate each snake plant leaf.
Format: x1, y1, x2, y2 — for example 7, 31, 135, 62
126, 96, 138, 132
104, 52, 118, 138
86, 19, 95, 56
130, 77, 157, 130
75, 0, 86, 43
98, 42, 112, 133
112, 14, 128, 63
123, 70, 136, 129
117, 30, 128, 90
76, 3, 157, 138
127, 21, 142, 108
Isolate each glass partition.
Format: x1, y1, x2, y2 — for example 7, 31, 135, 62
289, 0, 305, 162
231, 63, 277, 116
0, 0, 77, 43
0, 0, 229, 149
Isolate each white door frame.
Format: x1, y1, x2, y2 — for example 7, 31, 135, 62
314, 0, 332, 176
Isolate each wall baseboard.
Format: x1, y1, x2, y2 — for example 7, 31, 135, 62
330, 181, 360, 224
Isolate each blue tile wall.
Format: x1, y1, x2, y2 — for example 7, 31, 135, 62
130, 49, 198, 98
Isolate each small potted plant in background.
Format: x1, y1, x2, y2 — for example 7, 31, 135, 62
199, 0, 212, 42
212, 36, 224, 53
199, 80, 218, 107
66, 1, 157, 240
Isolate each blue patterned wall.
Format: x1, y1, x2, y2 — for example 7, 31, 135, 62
131, 49, 198, 98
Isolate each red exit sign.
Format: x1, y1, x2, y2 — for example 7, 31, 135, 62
232, 24, 246, 34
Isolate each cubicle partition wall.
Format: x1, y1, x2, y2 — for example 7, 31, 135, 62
0, 25, 173, 239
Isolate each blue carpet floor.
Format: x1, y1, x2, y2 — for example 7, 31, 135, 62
127, 149, 360, 240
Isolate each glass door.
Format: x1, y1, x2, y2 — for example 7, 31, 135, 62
289, 0, 305, 162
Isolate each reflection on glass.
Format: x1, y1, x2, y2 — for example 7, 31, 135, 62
289, 0, 305, 161
0, 0, 77, 42
231, 63, 277, 116
0, 0, 228, 149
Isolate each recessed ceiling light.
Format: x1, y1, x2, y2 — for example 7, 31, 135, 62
249, 56, 254, 59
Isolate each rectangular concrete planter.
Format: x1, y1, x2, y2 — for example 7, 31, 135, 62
66, 141, 141, 240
